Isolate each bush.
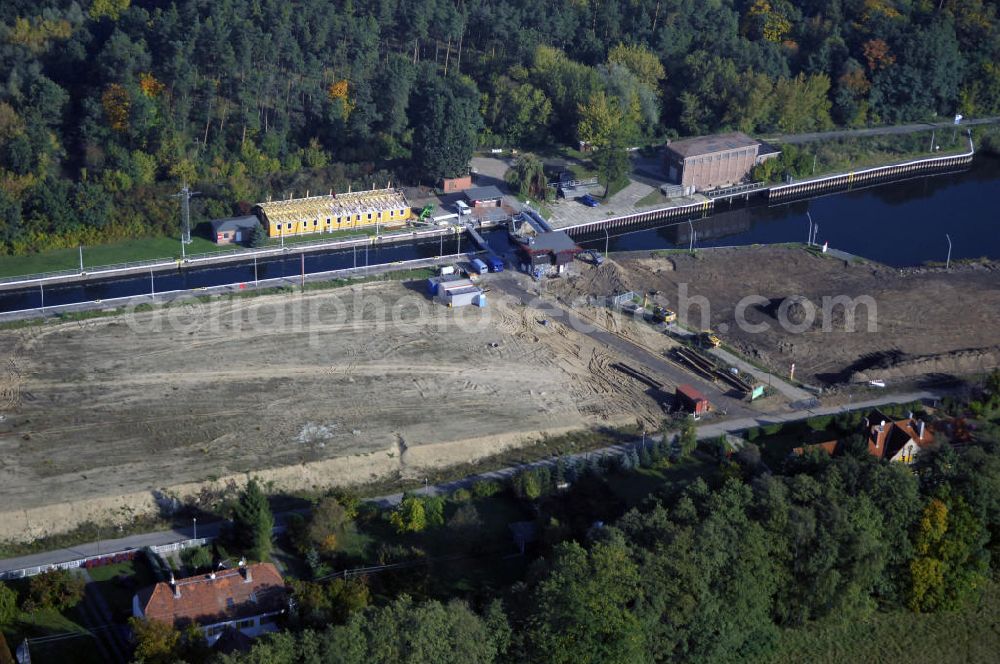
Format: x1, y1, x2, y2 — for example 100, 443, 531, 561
762, 423, 784, 436
807, 415, 833, 431
746, 427, 761, 442
181, 546, 213, 573
24, 569, 84, 612
472, 480, 502, 499
450, 488, 472, 503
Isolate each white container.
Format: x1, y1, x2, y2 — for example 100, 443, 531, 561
439, 265, 455, 276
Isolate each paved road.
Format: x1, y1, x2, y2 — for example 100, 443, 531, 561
762, 116, 999, 145
709, 346, 813, 402
0, 388, 945, 576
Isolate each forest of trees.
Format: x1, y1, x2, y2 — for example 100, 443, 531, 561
1, 0, 999, 255
119, 381, 1000, 664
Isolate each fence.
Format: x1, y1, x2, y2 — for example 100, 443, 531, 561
0, 537, 210, 580
768, 132, 975, 203
0, 225, 460, 290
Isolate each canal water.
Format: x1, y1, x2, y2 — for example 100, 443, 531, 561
575, 154, 1000, 266
2, 155, 998, 313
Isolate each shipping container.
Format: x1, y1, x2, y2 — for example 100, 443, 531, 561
470, 258, 489, 274
676, 384, 710, 415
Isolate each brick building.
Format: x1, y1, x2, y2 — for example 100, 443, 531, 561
664, 132, 777, 192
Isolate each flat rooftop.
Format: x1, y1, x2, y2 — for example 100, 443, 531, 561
463, 185, 505, 201
665, 132, 759, 158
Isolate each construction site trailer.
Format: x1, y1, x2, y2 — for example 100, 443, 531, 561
438, 278, 475, 294
444, 286, 481, 307
426, 275, 464, 296
676, 384, 710, 415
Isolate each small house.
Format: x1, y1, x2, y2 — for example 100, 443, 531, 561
441, 175, 473, 194
133, 562, 287, 646
516, 231, 580, 275
791, 409, 936, 465
210, 216, 260, 245
462, 185, 504, 208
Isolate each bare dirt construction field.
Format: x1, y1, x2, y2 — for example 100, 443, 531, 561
551, 247, 1000, 387
0, 279, 689, 541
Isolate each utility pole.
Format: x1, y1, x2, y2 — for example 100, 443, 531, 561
78, 245, 84, 274
604, 227, 610, 256
150, 268, 155, 297
193, 517, 197, 541
806, 212, 813, 246
169, 183, 200, 258
687, 219, 695, 252
945, 233, 952, 270
39, 282, 44, 311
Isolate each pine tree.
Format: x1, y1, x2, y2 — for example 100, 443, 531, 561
639, 444, 652, 468
233, 478, 274, 561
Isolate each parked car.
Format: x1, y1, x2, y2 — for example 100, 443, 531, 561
579, 194, 600, 207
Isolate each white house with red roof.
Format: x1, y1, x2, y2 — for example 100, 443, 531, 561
132, 561, 287, 645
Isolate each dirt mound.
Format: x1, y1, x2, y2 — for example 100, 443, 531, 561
849, 345, 1000, 383
566, 259, 636, 299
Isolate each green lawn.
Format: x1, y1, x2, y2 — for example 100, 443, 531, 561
635, 189, 669, 208
87, 558, 154, 622
0, 236, 219, 278
0, 224, 386, 280
753, 580, 1000, 664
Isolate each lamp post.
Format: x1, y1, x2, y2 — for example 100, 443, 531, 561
945, 234, 952, 270
806, 212, 814, 246
604, 227, 610, 256
193, 517, 197, 541
688, 219, 695, 252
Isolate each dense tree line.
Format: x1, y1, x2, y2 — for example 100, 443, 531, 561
1, 1, 998, 253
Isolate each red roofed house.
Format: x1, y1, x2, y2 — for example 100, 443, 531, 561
792, 409, 936, 465
133, 562, 287, 645
864, 410, 936, 463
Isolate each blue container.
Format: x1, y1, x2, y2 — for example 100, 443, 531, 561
487, 255, 504, 272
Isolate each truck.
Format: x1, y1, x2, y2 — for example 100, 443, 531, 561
470, 258, 489, 275
700, 330, 722, 348
578, 249, 604, 266
486, 255, 504, 272
651, 305, 677, 324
